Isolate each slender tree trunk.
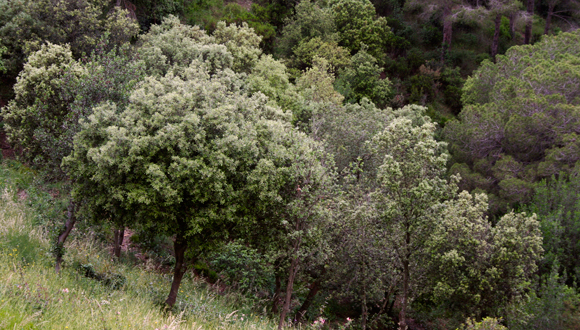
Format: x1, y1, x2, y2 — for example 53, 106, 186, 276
278, 256, 299, 330
544, 3, 554, 35
509, 13, 516, 40
398, 259, 409, 330
492, 14, 502, 59
524, 0, 534, 43
362, 280, 368, 330
113, 227, 125, 259
398, 229, 411, 330
272, 273, 282, 314
55, 202, 77, 274
165, 233, 188, 307
295, 279, 321, 323
441, 5, 453, 63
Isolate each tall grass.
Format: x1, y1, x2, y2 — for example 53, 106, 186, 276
0, 162, 282, 330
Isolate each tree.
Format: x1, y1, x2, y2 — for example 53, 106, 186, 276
426, 191, 543, 321
405, 0, 469, 61
523, 173, 580, 287
334, 46, 392, 107
0, 0, 138, 80
444, 29, 580, 214
488, 0, 523, 58
63, 50, 335, 312
276, 0, 339, 58
369, 113, 457, 329
1, 40, 145, 270
330, 0, 393, 61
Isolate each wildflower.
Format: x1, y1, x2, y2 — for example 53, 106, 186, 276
62, 288, 69, 293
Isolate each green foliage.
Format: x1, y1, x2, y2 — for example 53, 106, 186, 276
458, 317, 507, 330
184, 0, 276, 45
210, 242, 274, 294
290, 37, 351, 72
138, 15, 230, 76
247, 54, 301, 112
1, 43, 83, 176
445, 29, 580, 212
1, 40, 144, 179
276, 0, 339, 57
212, 21, 263, 73
296, 57, 345, 106
524, 173, 580, 286
427, 192, 543, 319
331, 0, 392, 60
0, 0, 139, 79
508, 264, 580, 330
335, 46, 392, 107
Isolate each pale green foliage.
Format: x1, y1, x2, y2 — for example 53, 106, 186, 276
212, 21, 263, 73
64, 61, 292, 233
445, 29, 580, 212
276, 0, 339, 57
246, 54, 302, 112
427, 192, 543, 318
138, 15, 232, 76
330, 0, 392, 59
290, 37, 351, 72
0, 0, 139, 77
1, 43, 84, 173
458, 317, 507, 330
296, 57, 344, 105
335, 46, 392, 107
370, 112, 457, 322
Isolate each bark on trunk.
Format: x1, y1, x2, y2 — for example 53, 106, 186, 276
272, 273, 282, 315
509, 13, 516, 40
441, 5, 453, 63
55, 202, 77, 274
113, 227, 125, 259
278, 257, 299, 330
295, 279, 321, 323
165, 233, 188, 307
492, 14, 502, 59
398, 260, 409, 330
398, 229, 411, 330
544, 3, 554, 35
525, 0, 534, 44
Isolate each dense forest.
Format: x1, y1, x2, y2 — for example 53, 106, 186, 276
0, 0, 579, 329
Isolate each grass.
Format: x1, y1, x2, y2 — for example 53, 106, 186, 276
0, 161, 283, 330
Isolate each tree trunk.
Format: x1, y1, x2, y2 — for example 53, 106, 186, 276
55, 202, 77, 274
544, 3, 554, 35
441, 4, 453, 63
398, 228, 411, 330
295, 279, 321, 323
509, 13, 516, 40
165, 233, 188, 307
272, 273, 282, 314
524, 0, 534, 44
278, 257, 299, 330
492, 14, 502, 59
398, 259, 409, 330
113, 227, 125, 259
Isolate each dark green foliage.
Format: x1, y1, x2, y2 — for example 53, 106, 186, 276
509, 264, 580, 330
445, 29, 580, 213
524, 173, 580, 286
209, 242, 274, 293
76, 263, 127, 290
334, 47, 391, 107
184, 0, 276, 45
